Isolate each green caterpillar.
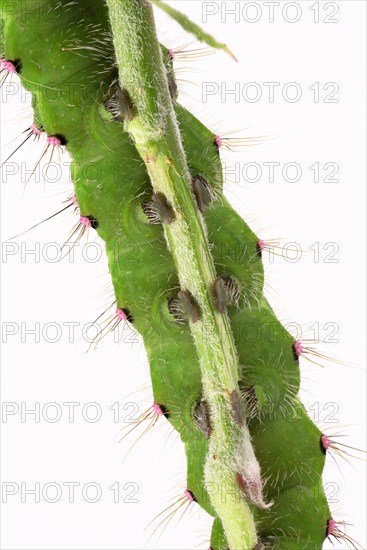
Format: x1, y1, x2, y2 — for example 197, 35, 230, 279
0, 0, 344, 547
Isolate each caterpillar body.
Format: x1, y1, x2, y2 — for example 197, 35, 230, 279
0, 1, 336, 548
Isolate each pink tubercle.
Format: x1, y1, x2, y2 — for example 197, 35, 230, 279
215, 134, 223, 148
1, 60, 16, 73
321, 434, 331, 450
80, 216, 91, 228
71, 195, 79, 207
258, 239, 265, 251
116, 308, 127, 321
30, 123, 42, 136
327, 519, 336, 536
47, 135, 61, 147
294, 340, 303, 357
168, 48, 175, 60
152, 403, 163, 416
184, 489, 194, 502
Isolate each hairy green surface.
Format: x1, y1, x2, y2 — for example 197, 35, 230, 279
150, 0, 237, 60
1, 0, 331, 547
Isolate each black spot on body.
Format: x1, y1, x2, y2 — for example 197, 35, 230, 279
326, 520, 332, 538
86, 216, 99, 230
292, 343, 299, 362
168, 291, 200, 324
167, 74, 178, 100
230, 390, 244, 426
186, 489, 196, 502
52, 133, 68, 146
142, 193, 175, 225
194, 399, 211, 438
11, 59, 21, 73
319, 436, 327, 455
167, 297, 183, 323
118, 308, 133, 324
241, 385, 259, 419
178, 291, 200, 323
104, 86, 135, 122
158, 404, 170, 418
213, 276, 239, 313
192, 176, 213, 213
213, 277, 228, 313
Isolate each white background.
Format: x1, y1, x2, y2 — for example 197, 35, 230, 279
1, 1, 366, 549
